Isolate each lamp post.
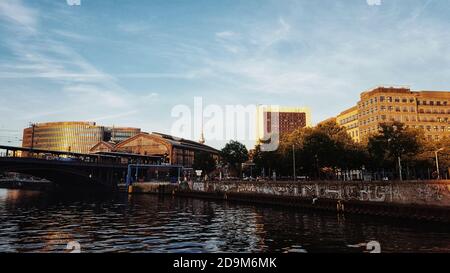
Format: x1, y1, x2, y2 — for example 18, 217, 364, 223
435, 148, 445, 180
292, 144, 296, 182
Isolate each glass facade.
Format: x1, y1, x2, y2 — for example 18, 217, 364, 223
22, 122, 105, 154
110, 127, 141, 143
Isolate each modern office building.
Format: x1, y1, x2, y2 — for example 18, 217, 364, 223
90, 132, 220, 168
110, 127, 141, 143
22, 122, 141, 154
256, 106, 312, 143
330, 86, 450, 142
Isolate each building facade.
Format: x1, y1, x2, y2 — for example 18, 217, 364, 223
336, 106, 360, 142
22, 122, 141, 154
358, 87, 450, 141
90, 132, 220, 168
256, 106, 312, 143
109, 127, 141, 143
22, 122, 106, 154
328, 87, 450, 142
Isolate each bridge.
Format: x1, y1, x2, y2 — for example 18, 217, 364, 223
0, 145, 165, 190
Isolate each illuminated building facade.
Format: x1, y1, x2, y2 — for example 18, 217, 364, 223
327, 86, 450, 142
358, 87, 450, 141
22, 122, 105, 154
256, 106, 312, 143
336, 106, 360, 142
22, 122, 141, 154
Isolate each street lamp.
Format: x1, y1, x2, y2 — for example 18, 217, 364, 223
388, 138, 403, 181
435, 148, 445, 180
292, 144, 296, 182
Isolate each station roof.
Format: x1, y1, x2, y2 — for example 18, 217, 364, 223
0, 145, 160, 160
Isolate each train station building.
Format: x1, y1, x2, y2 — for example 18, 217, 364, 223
89, 132, 220, 168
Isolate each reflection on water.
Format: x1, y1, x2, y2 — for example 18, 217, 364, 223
0, 189, 449, 253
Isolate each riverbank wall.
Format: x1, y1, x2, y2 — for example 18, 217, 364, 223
164, 180, 450, 223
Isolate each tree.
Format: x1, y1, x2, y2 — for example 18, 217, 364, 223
193, 151, 216, 175
367, 122, 424, 179
415, 137, 450, 179
252, 144, 283, 177
220, 140, 249, 175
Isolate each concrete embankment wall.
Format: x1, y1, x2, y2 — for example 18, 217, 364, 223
128, 180, 450, 222
178, 180, 450, 223
190, 180, 450, 206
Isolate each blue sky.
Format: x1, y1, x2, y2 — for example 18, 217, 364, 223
0, 0, 449, 149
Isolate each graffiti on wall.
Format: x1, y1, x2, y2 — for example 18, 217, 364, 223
416, 184, 445, 202
195, 181, 450, 206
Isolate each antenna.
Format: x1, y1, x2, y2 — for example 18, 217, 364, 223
199, 114, 205, 144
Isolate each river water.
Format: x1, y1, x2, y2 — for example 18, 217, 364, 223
0, 189, 449, 253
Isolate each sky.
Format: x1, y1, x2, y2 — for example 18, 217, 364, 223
0, 0, 449, 149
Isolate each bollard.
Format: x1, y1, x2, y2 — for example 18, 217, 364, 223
128, 185, 133, 194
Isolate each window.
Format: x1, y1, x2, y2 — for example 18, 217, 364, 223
380, 96, 385, 102
402, 98, 407, 103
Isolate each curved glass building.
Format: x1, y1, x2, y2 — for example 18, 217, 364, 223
22, 122, 106, 154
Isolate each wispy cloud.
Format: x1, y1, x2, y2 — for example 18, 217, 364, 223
0, 0, 37, 32
0, 0, 160, 126
215, 31, 238, 39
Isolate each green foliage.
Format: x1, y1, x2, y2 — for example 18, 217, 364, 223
232, 120, 447, 180
220, 140, 249, 172
253, 120, 365, 179
367, 122, 423, 169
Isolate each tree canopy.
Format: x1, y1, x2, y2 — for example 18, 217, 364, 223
220, 140, 249, 174
250, 120, 448, 180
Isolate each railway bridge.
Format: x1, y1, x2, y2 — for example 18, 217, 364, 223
0, 145, 163, 189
